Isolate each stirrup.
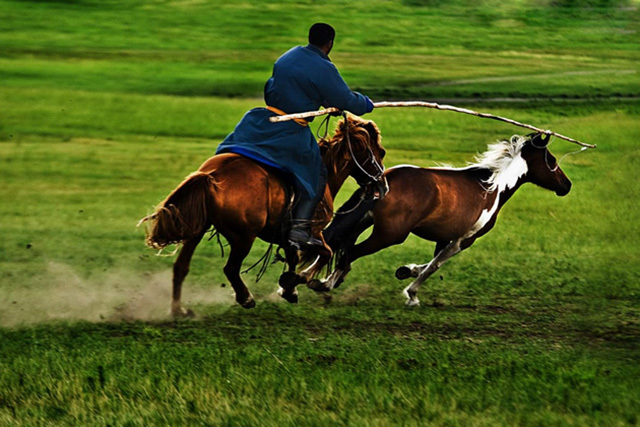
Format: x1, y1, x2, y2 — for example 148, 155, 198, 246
288, 226, 323, 250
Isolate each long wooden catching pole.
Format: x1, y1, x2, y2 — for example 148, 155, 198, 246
269, 101, 596, 148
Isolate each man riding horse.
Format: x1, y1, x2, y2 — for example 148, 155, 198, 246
215, 23, 374, 251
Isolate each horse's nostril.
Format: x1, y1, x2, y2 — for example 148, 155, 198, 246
556, 180, 572, 196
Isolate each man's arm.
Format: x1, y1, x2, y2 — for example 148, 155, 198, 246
315, 62, 374, 116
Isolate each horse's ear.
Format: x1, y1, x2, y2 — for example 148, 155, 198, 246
540, 133, 551, 146
318, 138, 330, 156
363, 120, 385, 158
531, 132, 551, 147
363, 121, 381, 143
338, 117, 350, 134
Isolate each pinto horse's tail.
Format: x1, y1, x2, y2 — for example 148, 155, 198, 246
140, 172, 215, 250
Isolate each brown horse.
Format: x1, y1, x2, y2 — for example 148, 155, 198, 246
140, 115, 387, 315
317, 132, 572, 306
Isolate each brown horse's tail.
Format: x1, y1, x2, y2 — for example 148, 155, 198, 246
140, 172, 215, 250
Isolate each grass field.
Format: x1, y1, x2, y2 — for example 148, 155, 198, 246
1, 0, 639, 425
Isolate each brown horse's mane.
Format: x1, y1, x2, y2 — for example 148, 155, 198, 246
318, 115, 383, 178
308, 115, 383, 235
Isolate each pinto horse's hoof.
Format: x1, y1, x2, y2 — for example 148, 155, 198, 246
307, 279, 331, 293
395, 266, 412, 280
405, 298, 420, 307
171, 306, 196, 319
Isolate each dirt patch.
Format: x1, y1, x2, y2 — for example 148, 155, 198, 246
0, 262, 234, 327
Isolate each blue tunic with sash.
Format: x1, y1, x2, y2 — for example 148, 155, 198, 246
215, 44, 373, 199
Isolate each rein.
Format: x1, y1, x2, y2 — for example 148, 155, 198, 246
330, 112, 386, 216
532, 136, 588, 172
333, 191, 369, 216
556, 147, 588, 168
316, 114, 333, 141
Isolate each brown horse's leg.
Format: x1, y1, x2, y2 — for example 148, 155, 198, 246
223, 236, 256, 309
278, 248, 305, 303
171, 231, 205, 318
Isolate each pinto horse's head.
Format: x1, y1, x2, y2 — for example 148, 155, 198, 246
521, 133, 572, 196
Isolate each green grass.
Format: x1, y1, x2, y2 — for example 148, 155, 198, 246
1, 94, 638, 425
1, 0, 638, 99
1, 311, 637, 426
1, 0, 639, 425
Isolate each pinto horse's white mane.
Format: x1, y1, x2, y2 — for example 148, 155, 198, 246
402, 134, 531, 193
471, 134, 530, 193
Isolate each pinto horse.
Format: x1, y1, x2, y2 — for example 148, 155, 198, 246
140, 116, 387, 315
317, 132, 572, 306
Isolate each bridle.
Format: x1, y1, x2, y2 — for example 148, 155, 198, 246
341, 112, 386, 187
329, 113, 388, 216
314, 112, 389, 216
531, 133, 587, 173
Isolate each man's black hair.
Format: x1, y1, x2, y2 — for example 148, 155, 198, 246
308, 23, 335, 47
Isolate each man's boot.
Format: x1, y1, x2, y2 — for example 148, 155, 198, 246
288, 220, 324, 251
288, 167, 327, 250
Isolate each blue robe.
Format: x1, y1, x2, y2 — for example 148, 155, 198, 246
216, 44, 373, 198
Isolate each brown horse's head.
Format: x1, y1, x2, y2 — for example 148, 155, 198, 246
521, 133, 572, 196
322, 115, 388, 200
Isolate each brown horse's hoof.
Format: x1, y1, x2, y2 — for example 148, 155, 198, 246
277, 286, 299, 304
307, 279, 331, 293
395, 266, 412, 280
282, 291, 299, 304
240, 296, 256, 309
279, 271, 306, 288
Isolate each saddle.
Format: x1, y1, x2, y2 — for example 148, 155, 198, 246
225, 149, 324, 251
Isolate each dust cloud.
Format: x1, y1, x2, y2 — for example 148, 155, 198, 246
0, 262, 236, 328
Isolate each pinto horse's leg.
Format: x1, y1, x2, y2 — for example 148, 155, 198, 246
314, 259, 350, 293
223, 236, 256, 309
308, 227, 364, 292
300, 240, 334, 293
300, 237, 332, 278
395, 241, 449, 280
313, 194, 376, 292
327, 213, 376, 290
171, 231, 205, 318
402, 239, 462, 306
311, 218, 407, 293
